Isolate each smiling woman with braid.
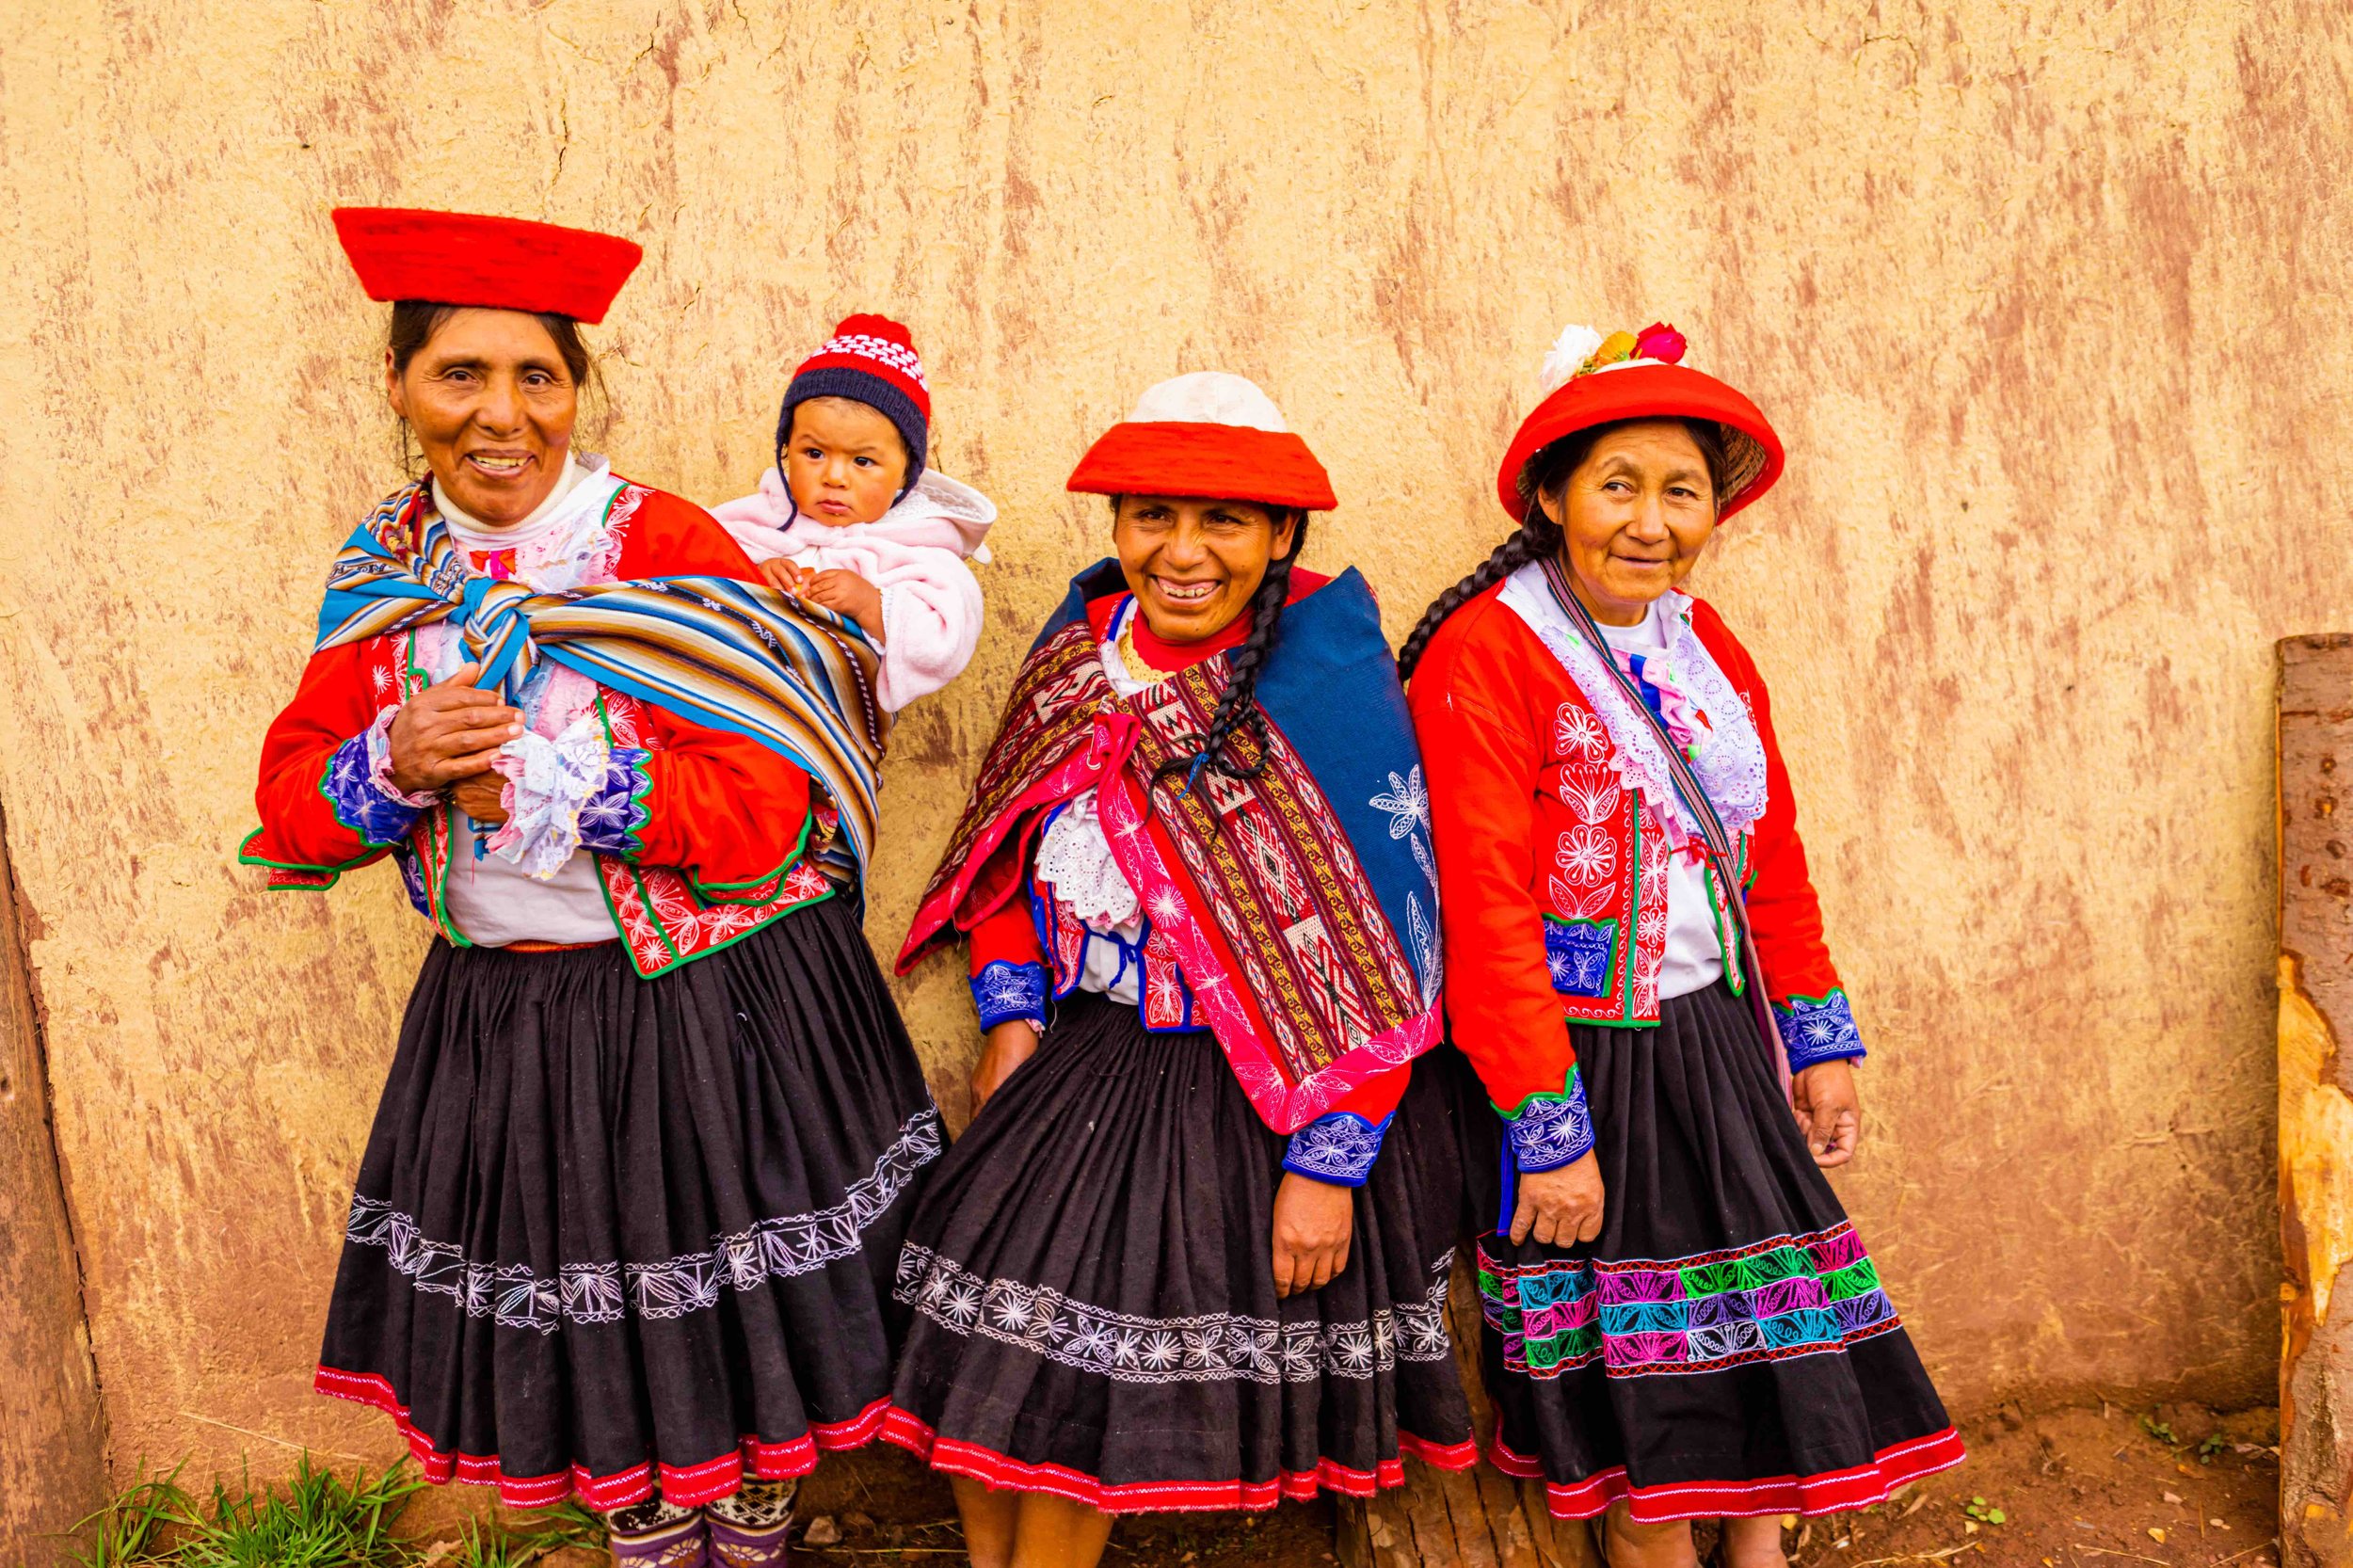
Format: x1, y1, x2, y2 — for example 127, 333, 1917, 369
1404, 326, 1961, 1567
887, 373, 1475, 1567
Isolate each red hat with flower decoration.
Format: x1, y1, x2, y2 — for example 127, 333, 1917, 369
1497, 322, 1785, 522
1067, 372, 1337, 511
330, 207, 644, 324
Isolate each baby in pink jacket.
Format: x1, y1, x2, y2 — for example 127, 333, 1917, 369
712, 313, 995, 712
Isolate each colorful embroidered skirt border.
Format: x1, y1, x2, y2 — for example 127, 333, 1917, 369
1465, 980, 1961, 1522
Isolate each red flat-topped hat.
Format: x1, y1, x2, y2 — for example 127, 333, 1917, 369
1068, 372, 1337, 511
1497, 323, 1785, 522
331, 207, 644, 324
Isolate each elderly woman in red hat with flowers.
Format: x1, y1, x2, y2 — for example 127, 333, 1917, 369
242, 208, 941, 1565
1400, 326, 1961, 1566
885, 373, 1476, 1567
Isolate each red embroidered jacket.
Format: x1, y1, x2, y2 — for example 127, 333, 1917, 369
242, 484, 832, 977
1408, 582, 1859, 1137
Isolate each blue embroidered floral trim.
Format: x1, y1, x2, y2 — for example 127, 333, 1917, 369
1282, 1112, 1393, 1187
1504, 1069, 1594, 1173
394, 850, 431, 918
321, 731, 427, 848
972, 960, 1048, 1031
576, 747, 652, 859
1776, 989, 1867, 1070
1543, 915, 1619, 1000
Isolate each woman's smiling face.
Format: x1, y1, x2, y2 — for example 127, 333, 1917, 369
1112, 495, 1297, 644
1545, 419, 1719, 626
385, 307, 578, 526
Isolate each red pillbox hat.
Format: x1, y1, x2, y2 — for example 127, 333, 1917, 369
1067, 372, 1337, 512
331, 207, 644, 324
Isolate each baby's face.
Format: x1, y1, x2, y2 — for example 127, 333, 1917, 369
783, 397, 909, 526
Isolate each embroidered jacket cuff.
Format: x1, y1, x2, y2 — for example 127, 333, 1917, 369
1502, 1070, 1594, 1173
1776, 989, 1867, 1070
1282, 1112, 1393, 1187
324, 710, 432, 846
972, 960, 1048, 1031
575, 746, 654, 860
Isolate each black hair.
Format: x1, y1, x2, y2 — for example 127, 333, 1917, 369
387, 299, 594, 385
1393, 416, 1729, 681
1128, 500, 1311, 787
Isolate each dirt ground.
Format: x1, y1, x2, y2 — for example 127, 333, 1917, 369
1776, 1402, 2279, 1568
755, 1401, 2277, 1567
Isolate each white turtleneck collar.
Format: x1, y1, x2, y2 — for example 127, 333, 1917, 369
435, 451, 591, 552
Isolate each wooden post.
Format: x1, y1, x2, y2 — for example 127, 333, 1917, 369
1337, 1254, 1601, 1568
0, 800, 109, 1565
2281, 635, 2353, 1568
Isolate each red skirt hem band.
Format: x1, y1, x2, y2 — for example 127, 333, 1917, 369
313, 1365, 888, 1511
1489, 1425, 1967, 1523
877, 1404, 1479, 1515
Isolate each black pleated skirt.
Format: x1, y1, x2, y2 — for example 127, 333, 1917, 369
1468, 980, 1961, 1522
313, 896, 941, 1512
882, 992, 1478, 1512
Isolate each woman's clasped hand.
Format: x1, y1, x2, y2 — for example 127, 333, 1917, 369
384, 662, 520, 823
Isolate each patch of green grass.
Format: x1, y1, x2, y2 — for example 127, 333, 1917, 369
65, 1460, 196, 1567
439, 1502, 604, 1568
177, 1454, 420, 1568
58, 1458, 606, 1568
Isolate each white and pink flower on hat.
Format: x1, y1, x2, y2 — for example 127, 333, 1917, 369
1538, 321, 1691, 392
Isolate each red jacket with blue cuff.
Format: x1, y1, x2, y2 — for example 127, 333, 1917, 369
1407, 582, 1863, 1175
243, 487, 825, 976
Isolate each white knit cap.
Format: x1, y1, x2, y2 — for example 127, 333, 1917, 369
1126, 371, 1289, 432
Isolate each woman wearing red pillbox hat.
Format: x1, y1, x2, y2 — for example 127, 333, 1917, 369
882, 373, 1474, 1565
246, 209, 942, 1561
1401, 327, 1961, 1563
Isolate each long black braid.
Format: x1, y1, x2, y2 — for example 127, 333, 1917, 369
1393, 510, 1562, 682
1154, 510, 1310, 787
1394, 416, 1728, 682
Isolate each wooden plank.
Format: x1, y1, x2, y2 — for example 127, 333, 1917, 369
2280, 634, 2353, 1568
1348, 1250, 1600, 1566
0, 798, 109, 1566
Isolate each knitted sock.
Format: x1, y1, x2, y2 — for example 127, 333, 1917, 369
605, 1496, 708, 1568
707, 1478, 796, 1566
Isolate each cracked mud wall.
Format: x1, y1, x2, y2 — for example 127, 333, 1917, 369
0, 0, 2347, 1482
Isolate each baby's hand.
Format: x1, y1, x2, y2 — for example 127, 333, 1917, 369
804, 568, 885, 643
757, 557, 813, 597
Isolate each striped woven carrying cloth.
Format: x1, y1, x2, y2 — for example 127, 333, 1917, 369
315, 479, 888, 884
